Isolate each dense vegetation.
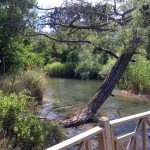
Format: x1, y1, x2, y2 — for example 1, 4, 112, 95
0, 92, 64, 149
0, 70, 65, 149
0, 70, 46, 101
119, 61, 150, 97
0, 0, 150, 146
0, 0, 66, 143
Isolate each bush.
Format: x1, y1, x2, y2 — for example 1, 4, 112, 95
119, 61, 150, 97
44, 62, 75, 78
20, 70, 46, 102
0, 70, 46, 102
0, 92, 64, 149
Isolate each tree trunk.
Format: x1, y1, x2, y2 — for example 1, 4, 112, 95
62, 51, 135, 128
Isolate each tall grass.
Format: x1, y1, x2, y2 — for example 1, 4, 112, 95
119, 61, 150, 97
44, 62, 75, 78
0, 70, 46, 102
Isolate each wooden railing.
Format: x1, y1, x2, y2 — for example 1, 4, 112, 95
46, 111, 150, 150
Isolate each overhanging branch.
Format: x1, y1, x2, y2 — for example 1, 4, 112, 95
96, 47, 119, 59
17, 30, 92, 44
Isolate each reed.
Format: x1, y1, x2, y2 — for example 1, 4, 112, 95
119, 61, 150, 97
44, 62, 75, 78
0, 70, 46, 101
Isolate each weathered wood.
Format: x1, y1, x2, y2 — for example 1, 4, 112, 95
78, 141, 85, 150
110, 111, 150, 127
46, 111, 150, 150
85, 140, 91, 150
142, 118, 146, 150
98, 132, 106, 150
46, 126, 103, 150
134, 137, 138, 150
99, 117, 113, 150
63, 52, 135, 127
117, 132, 135, 143
110, 127, 115, 150
114, 141, 119, 150
126, 118, 144, 150
113, 136, 127, 150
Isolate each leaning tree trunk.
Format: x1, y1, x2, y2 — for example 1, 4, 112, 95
63, 51, 135, 127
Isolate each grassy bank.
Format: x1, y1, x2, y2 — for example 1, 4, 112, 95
0, 70, 46, 102
119, 61, 150, 97
44, 62, 76, 78
0, 70, 65, 149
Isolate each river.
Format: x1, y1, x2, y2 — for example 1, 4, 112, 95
43, 78, 150, 119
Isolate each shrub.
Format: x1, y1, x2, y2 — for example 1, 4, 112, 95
20, 70, 46, 102
0, 70, 46, 102
0, 92, 64, 149
74, 50, 103, 80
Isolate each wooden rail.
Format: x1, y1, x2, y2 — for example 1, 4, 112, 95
46, 111, 150, 150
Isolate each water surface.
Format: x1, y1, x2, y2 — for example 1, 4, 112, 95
44, 78, 150, 119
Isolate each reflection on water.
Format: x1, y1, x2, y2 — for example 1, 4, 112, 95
44, 78, 150, 118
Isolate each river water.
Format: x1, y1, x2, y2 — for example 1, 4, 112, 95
43, 78, 150, 119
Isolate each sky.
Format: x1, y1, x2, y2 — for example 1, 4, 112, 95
37, 0, 102, 8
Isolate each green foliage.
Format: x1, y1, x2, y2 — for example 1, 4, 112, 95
0, 70, 46, 102
0, 0, 37, 73
0, 92, 64, 149
119, 60, 150, 97
99, 58, 116, 78
75, 49, 102, 79
44, 62, 75, 78
20, 70, 46, 102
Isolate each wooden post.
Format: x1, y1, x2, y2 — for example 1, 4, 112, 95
142, 118, 146, 150
98, 132, 106, 150
99, 117, 113, 150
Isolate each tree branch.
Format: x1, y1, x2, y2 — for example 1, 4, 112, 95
96, 47, 119, 59
17, 30, 92, 44
113, 0, 136, 17
38, 22, 115, 32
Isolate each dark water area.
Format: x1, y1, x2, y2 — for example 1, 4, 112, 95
41, 78, 150, 149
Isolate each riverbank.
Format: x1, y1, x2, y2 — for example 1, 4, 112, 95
119, 89, 150, 100
41, 78, 150, 126
0, 71, 65, 149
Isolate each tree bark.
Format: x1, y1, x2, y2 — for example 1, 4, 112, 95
63, 51, 135, 127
